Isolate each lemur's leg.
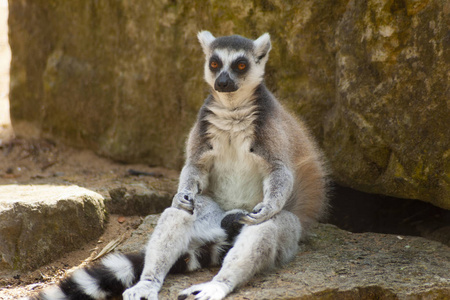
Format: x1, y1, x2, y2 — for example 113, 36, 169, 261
123, 195, 226, 300
178, 210, 301, 300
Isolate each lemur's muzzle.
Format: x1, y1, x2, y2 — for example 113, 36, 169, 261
214, 72, 238, 93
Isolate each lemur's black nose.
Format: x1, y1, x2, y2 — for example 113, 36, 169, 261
216, 75, 229, 89
215, 72, 238, 93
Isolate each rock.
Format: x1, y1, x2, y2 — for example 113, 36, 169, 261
0, 185, 106, 273
322, 0, 450, 209
9, 0, 205, 170
106, 186, 172, 216
8, 1, 450, 208
117, 216, 450, 299
116, 214, 159, 253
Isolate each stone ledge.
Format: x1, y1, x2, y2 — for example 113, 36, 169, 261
0, 185, 106, 273
117, 216, 450, 299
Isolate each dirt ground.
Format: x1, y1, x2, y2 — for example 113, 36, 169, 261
0, 140, 179, 299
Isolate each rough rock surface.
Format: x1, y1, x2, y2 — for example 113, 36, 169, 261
324, 0, 450, 209
0, 185, 106, 273
117, 215, 450, 299
116, 214, 159, 253
8, 0, 450, 208
106, 186, 172, 216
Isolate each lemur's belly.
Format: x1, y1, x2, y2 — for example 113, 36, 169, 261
207, 145, 265, 212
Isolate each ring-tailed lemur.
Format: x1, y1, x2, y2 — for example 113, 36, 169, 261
27, 31, 328, 300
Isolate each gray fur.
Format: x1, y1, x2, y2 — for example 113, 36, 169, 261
211, 35, 254, 52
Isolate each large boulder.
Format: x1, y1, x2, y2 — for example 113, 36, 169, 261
8, 0, 449, 208
323, 0, 450, 209
116, 215, 450, 299
0, 185, 106, 273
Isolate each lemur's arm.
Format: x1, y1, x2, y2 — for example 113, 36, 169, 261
240, 161, 294, 225
172, 163, 209, 212
177, 163, 207, 194
172, 119, 210, 213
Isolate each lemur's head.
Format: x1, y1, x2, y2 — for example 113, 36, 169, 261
197, 31, 271, 94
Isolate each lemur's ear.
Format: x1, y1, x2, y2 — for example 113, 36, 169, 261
253, 33, 271, 61
198, 31, 216, 55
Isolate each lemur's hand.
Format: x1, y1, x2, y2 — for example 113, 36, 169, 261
239, 202, 277, 225
172, 191, 195, 214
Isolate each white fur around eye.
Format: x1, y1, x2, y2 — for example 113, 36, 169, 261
203, 48, 268, 108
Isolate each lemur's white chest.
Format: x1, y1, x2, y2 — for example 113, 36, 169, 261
204, 104, 267, 212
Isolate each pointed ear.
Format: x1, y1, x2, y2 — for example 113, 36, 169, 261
197, 31, 216, 55
253, 33, 271, 61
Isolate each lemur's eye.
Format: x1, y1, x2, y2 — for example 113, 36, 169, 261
210, 61, 219, 69
232, 58, 249, 73
209, 56, 222, 72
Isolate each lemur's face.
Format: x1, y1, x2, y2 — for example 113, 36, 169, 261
198, 31, 272, 94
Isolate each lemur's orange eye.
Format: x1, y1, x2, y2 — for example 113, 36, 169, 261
238, 63, 246, 70
210, 61, 219, 68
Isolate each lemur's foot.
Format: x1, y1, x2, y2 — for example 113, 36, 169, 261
178, 281, 230, 300
122, 280, 159, 300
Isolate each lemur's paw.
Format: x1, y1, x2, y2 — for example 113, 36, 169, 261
172, 192, 195, 214
239, 203, 276, 225
122, 280, 159, 300
178, 281, 230, 300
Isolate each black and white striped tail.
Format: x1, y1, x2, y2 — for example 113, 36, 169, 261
27, 252, 144, 300
27, 212, 245, 300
